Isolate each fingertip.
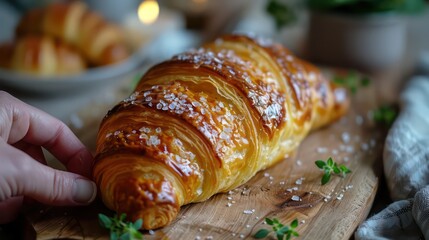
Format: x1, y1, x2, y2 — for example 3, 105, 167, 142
22, 165, 97, 207
72, 178, 97, 204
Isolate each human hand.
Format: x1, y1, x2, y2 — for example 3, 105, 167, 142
0, 91, 96, 224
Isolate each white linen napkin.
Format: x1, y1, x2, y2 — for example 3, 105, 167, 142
355, 76, 429, 239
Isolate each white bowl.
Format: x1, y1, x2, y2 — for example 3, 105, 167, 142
0, 47, 148, 96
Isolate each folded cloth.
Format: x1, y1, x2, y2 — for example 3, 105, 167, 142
355, 76, 429, 240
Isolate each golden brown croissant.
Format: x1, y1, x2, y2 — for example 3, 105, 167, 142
0, 35, 86, 76
16, 1, 130, 66
93, 34, 349, 230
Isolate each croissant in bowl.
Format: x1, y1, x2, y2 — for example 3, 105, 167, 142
16, 1, 130, 66
93, 34, 349, 230
0, 35, 86, 76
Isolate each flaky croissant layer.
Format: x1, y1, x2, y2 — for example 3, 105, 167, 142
93, 34, 349, 229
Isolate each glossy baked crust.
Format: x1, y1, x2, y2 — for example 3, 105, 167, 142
93, 34, 349, 229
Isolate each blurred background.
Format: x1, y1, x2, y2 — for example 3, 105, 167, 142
0, 0, 428, 126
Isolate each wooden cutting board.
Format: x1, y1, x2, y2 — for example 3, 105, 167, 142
24, 76, 386, 240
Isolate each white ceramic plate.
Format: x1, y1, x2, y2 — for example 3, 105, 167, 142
0, 46, 148, 95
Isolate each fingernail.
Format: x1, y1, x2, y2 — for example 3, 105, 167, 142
72, 179, 97, 204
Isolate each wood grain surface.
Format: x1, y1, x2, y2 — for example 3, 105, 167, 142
24, 74, 386, 240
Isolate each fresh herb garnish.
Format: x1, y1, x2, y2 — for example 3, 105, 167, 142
254, 218, 299, 240
333, 71, 370, 94
266, 0, 297, 30
372, 105, 397, 126
315, 157, 351, 185
98, 213, 143, 240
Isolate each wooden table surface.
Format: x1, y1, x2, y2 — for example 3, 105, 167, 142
2, 68, 388, 240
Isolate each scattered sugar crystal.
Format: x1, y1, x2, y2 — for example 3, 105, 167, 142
317, 147, 328, 153
243, 210, 254, 214
361, 143, 369, 151
291, 195, 301, 201
341, 132, 350, 143
345, 146, 354, 153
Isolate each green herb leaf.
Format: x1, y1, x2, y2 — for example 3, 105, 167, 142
333, 163, 341, 174
290, 219, 299, 229
333, 71, 371, 94
266, 0, 297, 30
340, 165, 352, 175
265, 217, 274, 225
315, 157, 352, 185
327, 157, 334, 167
133, 219, 143, 230
255, 218, 299, 239
98, 213, 144, 240
321, 172, 331, 185
315, 160, 326, 169
373, 105, 398, 127
279, 225, 290, 234
99, 214, 112, 228
254, 229, 270, 238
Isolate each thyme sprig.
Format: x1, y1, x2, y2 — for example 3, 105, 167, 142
254, 218, 299, 240
315, 157, 352, 185
372, 105, 397, 127
98, 213, 143, 240
333, 71, 370, 94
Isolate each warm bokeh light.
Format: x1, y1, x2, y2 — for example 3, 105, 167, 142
138, 0, 159, 25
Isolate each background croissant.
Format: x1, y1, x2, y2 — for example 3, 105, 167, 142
15, 1, 129, 66
0, 35, 86, 76
93, 34, 349, 230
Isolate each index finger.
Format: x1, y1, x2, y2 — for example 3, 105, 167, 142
2, 92, 94, 177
